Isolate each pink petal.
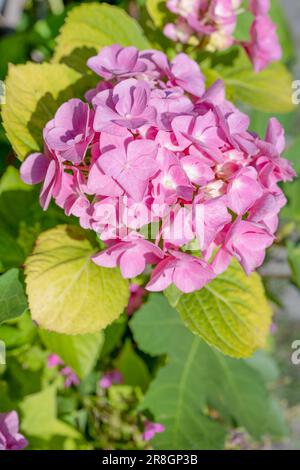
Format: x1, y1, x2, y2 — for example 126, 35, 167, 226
20, 152, 49, 184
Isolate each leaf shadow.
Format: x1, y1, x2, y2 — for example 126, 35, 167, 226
58, 46, 98, 74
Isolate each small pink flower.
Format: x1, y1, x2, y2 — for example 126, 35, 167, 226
55, 170, 91, 228
226, 167, 263, 215
221, 219, 274, 275
60, 367, 80, 388
164, 19, 194, 44
92, 235, 164, 279
169, 53, 205, 97
172, 111, 225, 153
142, 421, 165, 441
98, 139, 158, 202
127, 283, 146, 316
47, 354, 64, 368
244, 16, 282, 72
0, 411, 28, 450
147, 250, 215, 293
20, 147, 63, 210
44, 99, 94, 164
99, 370, 123, 389
93, 79, 156, 132
87, 45, 147, 80
194, 196, 231, 251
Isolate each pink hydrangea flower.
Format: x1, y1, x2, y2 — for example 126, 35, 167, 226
243, 15, 282, 72
147, 250, 215, 293
99, 370, 123, 389
93, 79, 156, 132
87, 45, 147, 80
249, 0, 270, 16
20, 147, 63, 210
213, 219, 274, 275
163, 0, 281, 71
92, 234, 164, 279
19, 44, 295, 294
142, 421, 165, 441
44, 99, 94, 164
168, 53, 205, 97
0, 411, 28, 450
98, 139, 158, 202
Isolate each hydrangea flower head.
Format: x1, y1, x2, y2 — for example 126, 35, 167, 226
20, 44, 295, 295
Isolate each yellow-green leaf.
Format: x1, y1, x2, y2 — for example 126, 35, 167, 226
165, 260, 272, 358
146, 0, 174, 28
224, 62, 295, 113
20, 386, 81, 440
25, 225, 129, 335
53, 3, 150, 71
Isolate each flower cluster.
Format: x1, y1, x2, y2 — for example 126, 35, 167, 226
20, 45, 295, 294
0, 411, 28, 450
47, 354, 80, 388
163, 0, 282, 71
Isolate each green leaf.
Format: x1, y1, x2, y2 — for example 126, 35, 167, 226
269, 0, 294, 63
53, 3, 150, 72
115, 339, 151, 391
0, 166, 31, 195
146, 0, 175, 28
130, 295, 287, 449
24, 225, 129, 334
0, 32, 29, 79
1, 62, 89, 160
0, 382, 16, 412
101, 315, 126, 358
0, 228, 25, 271
281, 137, 300, 226
20, 385, 81, 440
245, 350, 280, 383
39, 329, 104, 379
281, 181, 300, 227
165, 260, 272, 358
284, 136, 300, 174
249, 109, 295, 138
234, 7, 253, 42
287, 243, 300, 290
0, 313, 36, 350
0, 269, 27, 325
224, 62, 295, 113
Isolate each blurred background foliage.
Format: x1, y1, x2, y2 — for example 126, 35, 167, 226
0, 0, 300, 450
